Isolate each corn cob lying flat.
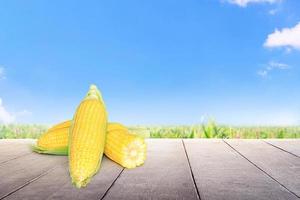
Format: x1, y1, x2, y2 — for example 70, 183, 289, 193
69, 85, 107, 188
33, 120, 72, 155
105, 123, 146, 169
33, 121, 147, 169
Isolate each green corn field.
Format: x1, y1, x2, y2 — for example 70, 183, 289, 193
1, 119, 300, 139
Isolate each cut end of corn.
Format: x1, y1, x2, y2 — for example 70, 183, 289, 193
105, 123, 147, 169
122, 138, 147, 169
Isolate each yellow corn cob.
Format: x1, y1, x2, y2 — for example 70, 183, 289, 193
105, 123, 146, 169
33, 120, 72, 155
33, 122, 147, 168
69, 85, 107, 188
50, 120, 72, 130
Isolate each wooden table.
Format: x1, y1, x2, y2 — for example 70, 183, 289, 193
0, 139, 299, 200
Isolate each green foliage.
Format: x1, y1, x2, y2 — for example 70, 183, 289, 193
139, 121, 300, 139
1, 122, 300, 139
0, 124, 48, 139
201, 118, 229, 138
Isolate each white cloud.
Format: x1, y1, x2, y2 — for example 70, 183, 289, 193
257, 69, 268, 77
257, 61, 290, 78
0, 98, 32, 124
264, 22, 300, 50
226, 0, 281, 7
0, 98, 15, 124
0, 67, 5, 80
268, 61, 290, 69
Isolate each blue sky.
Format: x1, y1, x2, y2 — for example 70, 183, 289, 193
0, 0, 300, 125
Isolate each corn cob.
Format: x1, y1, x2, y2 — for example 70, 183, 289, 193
105, 123, 146, 169
32, 120, 72, 155
33, 122, 147, 168
69, 85, 107, 188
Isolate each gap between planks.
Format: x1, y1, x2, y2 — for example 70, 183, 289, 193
0, 152, 32, 166
99, 168, 124, 200
182, 139, 201, 200
222, 139, 300, 199
263, 140, 300, 159
1, 161, 68, 200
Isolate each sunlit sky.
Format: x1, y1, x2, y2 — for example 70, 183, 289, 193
0, 0, 300, 125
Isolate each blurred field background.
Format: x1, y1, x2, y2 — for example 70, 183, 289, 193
1, 119, 300, 139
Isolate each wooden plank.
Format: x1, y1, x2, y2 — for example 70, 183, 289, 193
225, 139, 300, 198
184, 139, 298, 200
4, 157, 123, 200
0, 139, 35, 144
102, 139, 199, 200
0, 139, 35, 153
264, 139, 300, 158
0, 150, 65, 199
0, 140, 35, 164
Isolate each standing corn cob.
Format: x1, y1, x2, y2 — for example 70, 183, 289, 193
33, 122, 147, 168
69, 85, 107, 188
